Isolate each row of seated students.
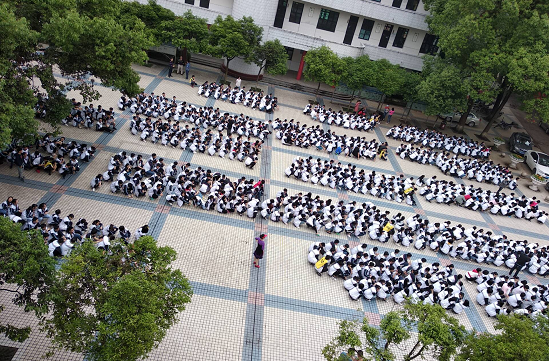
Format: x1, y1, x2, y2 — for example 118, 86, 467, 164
90, 153, 266, 212
253, 189, 549, 276
2, 136, 95, 177
386, 125, 491, 159
274, 119, 388, 161
0, 196, 149, 257
197, 82, 278, 113
466, 268, 548, 318
61, 100, 117, 132
308, 241, 470, 314
285, 157, 417, 205
419, 178, 546, 222
304, 104, 380, 132
396, 144, 515, 188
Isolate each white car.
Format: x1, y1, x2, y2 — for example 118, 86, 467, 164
439, 112, 482, 127
525, 150, 549, 177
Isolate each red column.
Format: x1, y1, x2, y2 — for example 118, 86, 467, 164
296, 51, 307, 81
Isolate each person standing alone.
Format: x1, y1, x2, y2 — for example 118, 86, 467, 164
387, 108, 395, 123
177, 56, 184, 75
167, 58, 174, 78
253, 234, 267, 268
185, 61, 191, 79
13, 148, 25, 182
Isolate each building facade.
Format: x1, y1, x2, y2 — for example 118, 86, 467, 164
143, 0, 438, 76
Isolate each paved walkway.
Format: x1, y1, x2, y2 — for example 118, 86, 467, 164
0, 63, 548, 361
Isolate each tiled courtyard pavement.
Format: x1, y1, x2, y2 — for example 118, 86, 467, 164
1, 63, 548, 361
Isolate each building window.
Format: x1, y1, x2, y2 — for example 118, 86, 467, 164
406, 0, 419, 11
392, 0, 403, 7
185, 0, 194, 4
199, 0, 209, 8
317, 8, 339, 32
289, 2, 304, 24
419, 33, 439, 54
393, 27, 409, 48
358, 19, 375, 40
273, 0, 288, 28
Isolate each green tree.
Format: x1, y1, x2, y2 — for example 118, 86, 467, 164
303, 46, 341, 95
322, 301, 466, 361
399, 70, 422, 119
371, 59, 406, 109
0, 0, 154, 148
322, 312, 409, 361
119, 0, 176, 44
458, 314, 549, 361
0, 217, 56, 342
209, 15, 263, 81
417, 57, 469, 118
41, 236, 193, 361
341, 55, 376, 107
250, 39, 288, 83
403, 300, 466, 361
423, 0, 549, 136
160, 10, 209, 63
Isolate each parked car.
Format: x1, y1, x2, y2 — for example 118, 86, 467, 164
525, 150, 549, 177
540, 121, 549, 134
438, 112, 482, 127
508, 132, 533, 155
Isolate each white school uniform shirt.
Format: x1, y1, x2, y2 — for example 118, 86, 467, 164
349, 286, 362, 300
507, 293, 521, 308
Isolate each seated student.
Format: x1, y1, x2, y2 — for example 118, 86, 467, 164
315, 255, 332, 277
486, 300, 509, 317
135, 224, 149, 239
90, 174, 103, 191
349, 283, 365, 300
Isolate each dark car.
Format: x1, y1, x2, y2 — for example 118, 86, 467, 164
508, 132, 533, 155
540, 121, 549, 134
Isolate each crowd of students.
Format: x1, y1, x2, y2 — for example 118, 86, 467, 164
418, 177, 547, 222
468, 267, 548, 318
91, 152, 266, 212
252, 187, 548, 278
386, 125, 491, 159
197, 81, 278, 113
284, 157, 418, 206
395, 143, 515, 188
303, 104, 380, 132
61, 100, 117, 132
274, 119, 388, 160
0, 196, 149, 257
308, 240, 470, 314
2, 135, 95, 180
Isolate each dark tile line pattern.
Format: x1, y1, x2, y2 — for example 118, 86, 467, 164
242, 87, 275, 361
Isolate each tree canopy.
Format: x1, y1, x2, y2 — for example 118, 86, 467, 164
250, 39, 288, 81
457, 314, 549, 361
159, 10, 209, 59
0, 0, 154, 147
42, 236, 193, 361
208, 15, 263, 80
303, 46, 343, 94
0, 217, 56, 342
322, 301, 466, 361
423, 0, 549, 135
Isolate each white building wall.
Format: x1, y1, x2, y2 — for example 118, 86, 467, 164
134, 0, 232, 23
276, 2, 427, 67
306, 0, 428, 30
137, 0, 428, 71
